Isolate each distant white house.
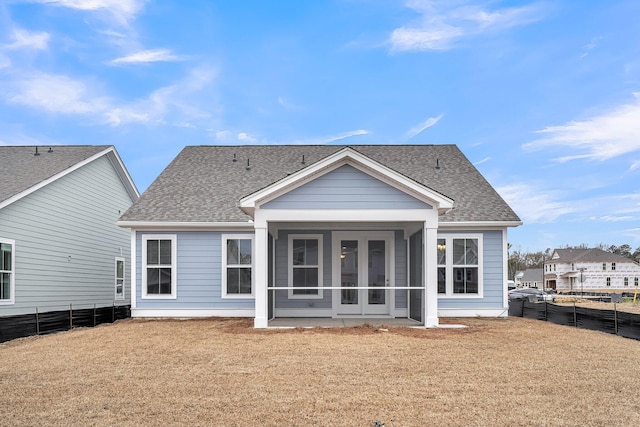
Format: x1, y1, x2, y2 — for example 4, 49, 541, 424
543, 248, 640, 292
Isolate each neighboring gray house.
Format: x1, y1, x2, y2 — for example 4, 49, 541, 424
117, 145, 521, 328
517, 269, 543, 289
0, 146, 139, 316
544, 248, 640, 291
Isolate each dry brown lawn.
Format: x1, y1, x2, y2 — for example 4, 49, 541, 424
1, 317, 640, 427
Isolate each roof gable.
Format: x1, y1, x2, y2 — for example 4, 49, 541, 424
240, 147, 452, 215
0, 145, 139, 209
261, 164, 432, 210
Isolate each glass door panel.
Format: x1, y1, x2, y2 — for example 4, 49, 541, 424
367, 240, 386, 305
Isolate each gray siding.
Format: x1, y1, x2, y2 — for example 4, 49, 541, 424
0, 156, 134, 316
135, 231, 254, 310
262, 165, 432, 210
437, 230, 505, 310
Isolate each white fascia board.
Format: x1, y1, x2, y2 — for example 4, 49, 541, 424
105, 148, 140, 201
117, 221, 254, 230
255, 208, 436, 228
439, 221, 523, 229
239, 147, 454, 212
0, 146, 122, 211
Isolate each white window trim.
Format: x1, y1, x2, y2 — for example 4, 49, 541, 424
0, 238, 15, 305
222, 234, 255, 299
115, 257, 125, 300
141, 234, 177, 299
288, 234, 323, 299
437, 233, 483, 299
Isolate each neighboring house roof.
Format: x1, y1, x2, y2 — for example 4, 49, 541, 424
550, 248, 639, 264
521, 268, 543, 283
119, 144, 521, 224
0, 145, 139, 209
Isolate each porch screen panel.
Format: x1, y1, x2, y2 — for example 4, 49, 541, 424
340, 240, 358, 304
409, 232, 422, 322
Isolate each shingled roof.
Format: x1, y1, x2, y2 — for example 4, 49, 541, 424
119, 144, 521, 224
552, 248, 638, 264
0, 145, 114, 206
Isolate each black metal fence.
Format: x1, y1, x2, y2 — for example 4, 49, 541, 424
509, 299, 640, 340
0, 305, 130, 343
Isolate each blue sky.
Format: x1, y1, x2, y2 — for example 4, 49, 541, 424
1, 0, 640, 252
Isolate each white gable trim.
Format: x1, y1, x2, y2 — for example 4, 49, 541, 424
0, 146, 139, 210
239, 147, 454, 216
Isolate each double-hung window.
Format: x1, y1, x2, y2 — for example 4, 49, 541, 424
0, 239, 15, 305
115, 257, 125, 300
436, 234, 482, 297
142, 234, 177, 299
222, 235, 253, 298
288, 234, 323, 299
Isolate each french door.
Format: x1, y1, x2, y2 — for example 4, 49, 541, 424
332, 232, 393, 316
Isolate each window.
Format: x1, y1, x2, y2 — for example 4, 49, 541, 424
553, 264, 556, 272
606, 277, 611, 287
142, 235, 177, 299
115, 257, 125, 300
288, 235, 323, 299
612, 262, 616, 271
222, 234, 253, 298
437, 239, 446, 294
437, 235, 482, 297
603, 263, 607, 271
635, 277, 639, 287
0, 239, 15, 305
571, 263, 575, 271
624, 277, 629, 287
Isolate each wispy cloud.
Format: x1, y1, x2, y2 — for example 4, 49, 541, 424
105, 65, 218, 126
580, 35, 603, 59
3, 28, 50, 51
473, 156, 491, 166
314, 129, 369, 144
34, 0, 147, 26
237, 132, 257, 143
389, 0, 545, 52
496, 183, 575, 224
3, 65, 218, 128
278, 96, 303, 111
523, 93, 640, 162
110, 49, 185, 65
405, 114, 443, 139
6, 72, 110, 114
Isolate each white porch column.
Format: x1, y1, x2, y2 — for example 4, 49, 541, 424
424, 224, 439, 327
253, 223, 269, 328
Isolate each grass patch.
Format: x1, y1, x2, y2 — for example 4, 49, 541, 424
1, 317, 640, 426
